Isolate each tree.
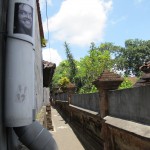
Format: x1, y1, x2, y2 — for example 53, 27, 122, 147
64, 42, 77, 83
53, 39, 150, 93
77, 43, 113, 93
115, 39, 150, 76
52, 60, 69, 87
53, 43, 113, 93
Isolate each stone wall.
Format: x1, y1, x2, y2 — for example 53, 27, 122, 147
54, 70, 150, 150
103, 116, 150, 150
55, 100, 104, 150
56, 92, 68, 101
71, 93, 100, 112
108, 85, 150, 125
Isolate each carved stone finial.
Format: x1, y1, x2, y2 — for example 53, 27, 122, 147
139, 61, 150, 81
93, 70, 123, 90
139, 61, 150, 73
92, 70, 123, 118
134, 61, 150, 87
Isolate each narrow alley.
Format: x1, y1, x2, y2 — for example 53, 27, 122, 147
50, 107, 84, 150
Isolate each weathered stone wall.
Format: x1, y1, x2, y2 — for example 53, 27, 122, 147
54, 84, 150, 150
46, 103, 53, 130
102, 116, 150, 150
71, 93, 100, 112
55, 100, 104, 150
57, 92, 68, 101
108, 85, 150, 125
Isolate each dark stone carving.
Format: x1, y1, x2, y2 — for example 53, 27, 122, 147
139, 61, 150, 73
134, 61, 150, 87
43, 60, 56, 87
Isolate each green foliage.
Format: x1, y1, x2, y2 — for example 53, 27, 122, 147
76, 43, 113, 93
52, 42, 114, 93
64, 42, 77, 83
115, 39, 150, 76
58, 77, 70, 87
119, 78, 133, 89
52, 39, 150, 93
41, 38, 47, 47
52, 60, 69, 87
79, 84, 98, 94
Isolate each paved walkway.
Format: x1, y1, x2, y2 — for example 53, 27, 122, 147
50, 107, 84, 150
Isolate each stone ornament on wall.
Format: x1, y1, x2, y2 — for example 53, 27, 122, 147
134, 61, 150, 87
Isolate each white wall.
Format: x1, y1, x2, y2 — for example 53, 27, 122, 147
43, 87, 50, 105
34, 4, 44, 113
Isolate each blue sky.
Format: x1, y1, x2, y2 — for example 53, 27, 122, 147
40, 0, 150, 66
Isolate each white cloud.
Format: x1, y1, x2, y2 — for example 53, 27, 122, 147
43, 0, 112, 46
42, 48, 62, 66
39, 0, 52, 10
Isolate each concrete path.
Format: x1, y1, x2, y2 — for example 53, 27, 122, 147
50, 107, 84, 150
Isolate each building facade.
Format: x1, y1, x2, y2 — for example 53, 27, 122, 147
0, 0, 53, 149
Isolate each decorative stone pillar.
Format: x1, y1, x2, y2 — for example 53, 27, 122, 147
66, 83, 76, 104
134, 61, 150, 87
93, 70, 123, 118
